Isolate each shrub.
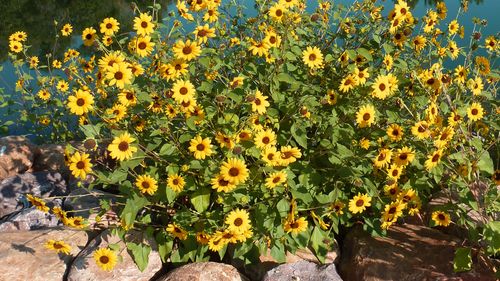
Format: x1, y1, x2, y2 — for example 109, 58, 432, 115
6, 0, 499, 272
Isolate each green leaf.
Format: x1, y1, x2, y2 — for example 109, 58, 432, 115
276, 73, 297, 84
453, 247, 472, 272
270, 241, 286, 263
291, 123, 308, 148
357, 48, 373, 61
120, 193, 149, 227
157, 235, 173, 263
477, 152, 494, 175
190, 188, 211, 213
310, 226, 327, 263
159, 143, 176, 156
126, 242, 151, 272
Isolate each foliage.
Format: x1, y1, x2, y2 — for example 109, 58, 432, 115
6, 0, 499, 273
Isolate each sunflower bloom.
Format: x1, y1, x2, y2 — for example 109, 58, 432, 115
94, 248, 118, 271
107, 132, 138, 161
348, 193, 372, 214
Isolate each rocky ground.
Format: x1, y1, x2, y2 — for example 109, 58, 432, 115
0, 135, 497, 281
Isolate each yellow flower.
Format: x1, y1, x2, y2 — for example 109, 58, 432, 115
26, 194, 49, 213
45, 240, 72, 255
348, 193, 372, 214
56, 80, 69, 92
254, 129, 277, 150
393, 146, 415, 167
269, 3, 287, 22
100, 17, 120, 36
61, 23, 73, 36
225, 209, 251, 234
220, 158, 249, 185
411, 120, 430, 140
67, 89, 94, 115
339, 74, 357, 93
356, 104, 376, 128
166, 223, 188, 240
94, 248, 118, 272
29, 56, 39, 68
425, 149, 444, 171
485, 36, 497, 52
251, 90, 270, 115
208, 232, 226, 252
135, 174, 158, 195
37, 89, 51, 101
167, 174, 185, 193
387, 164, 403, 181
431, 211, 451, 227
467, 102, 484, 122
107, 132, 138, 161
265, 171, 287, 188
211, 174, 237, 192
302, 46, 324, 70
448, 20, 459, 35
467, 77, 483, 96
133, 13, 155, 36
188, 135, 213, 159
172, 79, 196, 103
82, 27, 97, 46
279, 146, 302, 166
134, 36, 155, 57
172, 40, 201, 61
193, 24, 216, 44
374, 148, 392, 169
283, 217, 308, 235
386, 124, 404, 142
69, 152, 93, 180
9, 40, 23, 53
105, 61, 133, 89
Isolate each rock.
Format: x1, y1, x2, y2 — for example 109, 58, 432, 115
0, 171, 69, 217
0, 207, 60, 232
262, 260, 343, 281
32, 144, 68, 175
67, 230, 162, 281
157, 262, 249, 281
0, 227, 89, 281
63, 188, 119, 230
0, 136, 37, 180
235, 243, 340, 281
64, 188, 115, 218
338, 224, 497, 281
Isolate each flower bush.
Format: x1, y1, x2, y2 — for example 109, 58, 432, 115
5, 0, 499, 273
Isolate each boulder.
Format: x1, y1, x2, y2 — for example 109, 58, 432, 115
0, 136, 37, 180
0, 227, 89, 281
235, 241, 340, 281
0, 171, 69, 217
157, 262, 249, 281
338, 224, 497, 281
0, 207, 60, 232
67, 230, 162, 281
262, 260, 343, 281
32, 144, 68, 176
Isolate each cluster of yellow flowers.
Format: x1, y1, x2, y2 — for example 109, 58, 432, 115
6, 0, 499, 270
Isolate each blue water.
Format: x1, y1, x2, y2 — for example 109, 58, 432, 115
0, 0, 498, 138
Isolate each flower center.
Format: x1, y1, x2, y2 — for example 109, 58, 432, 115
76, 98, 85, 106
308, 54, 316, 61
363, 113, 371, 121
106, 23, 113, 29
229, 167, 240, 177
234, 218, 243, 226
196, 143, 205, 151
118, 141, 129, 151
182, 46, 192, 55
356, 199, 364, 207
114, 71, 123, 80
76, 161, 86, 169
141, 21, 148, 28
138, 42, 147, 50
179, 87, 188, 95
100, 255, 109, 264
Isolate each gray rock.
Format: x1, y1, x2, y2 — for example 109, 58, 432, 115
0, 207, 60, 232
0, 171, 69, 217
157, 262, 250, 281
67, 230, 163, 281
262, 261, 343, 281
63, 188, 115, 218
32, 143, 69, 176
0, 136, 37, 181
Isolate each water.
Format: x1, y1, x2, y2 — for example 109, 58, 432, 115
0, 0, 498, 138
